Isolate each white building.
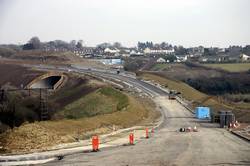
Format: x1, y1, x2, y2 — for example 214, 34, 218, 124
240, 54, 250, 61
130, 50, 143, 56
104, 48, 120, 54
156, 57, 166, 63
176, 55, 188, 62
144, 47, 175, 55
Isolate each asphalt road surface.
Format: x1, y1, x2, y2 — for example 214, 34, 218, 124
42, 97, 250, 166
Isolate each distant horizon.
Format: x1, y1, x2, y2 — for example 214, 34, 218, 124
1, 0, 250, 48
0, 39, 249, 49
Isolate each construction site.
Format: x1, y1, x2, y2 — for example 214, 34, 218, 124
0, 58, 159, 154
0, 51, 249, 166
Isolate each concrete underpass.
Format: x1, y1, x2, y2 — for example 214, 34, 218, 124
27, 74, 65, 90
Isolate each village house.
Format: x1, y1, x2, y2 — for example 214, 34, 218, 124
176, 55, 189, 62
144, 47, 175, 55
130, 50, 143, 56
104, 47, 120, 54
73, 47, 95, 57
240, 53, 250, 61
156, 57, 166, 63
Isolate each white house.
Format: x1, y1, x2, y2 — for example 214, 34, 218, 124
130, 50, 143, 56
144, 47, 175, 55
156, 57, 166, 63
176, 55, 188, 62
240, 54, 250, 61
104, 48, 120, 54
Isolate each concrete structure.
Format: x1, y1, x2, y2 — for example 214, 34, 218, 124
26, 73, 66, 90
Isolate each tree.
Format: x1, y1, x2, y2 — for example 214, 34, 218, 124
243, 45, 250, 55
76, 40, 83, 49
164, 54, 177, 63
97, 43, 112, 49
29, 36, 41, 49
160, 42, 168, 49
23, 43, 34, 50
174, 46, 187, 55
53, 40, 69, 49
137, 41, 153, 50
113, 42, 122, 48
69, 40, 76, 49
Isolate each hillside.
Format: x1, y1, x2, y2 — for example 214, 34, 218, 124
0, 87, 158, 154
202, 63, 250, 72
138, 72, 250, 123
0, 69, 159, 153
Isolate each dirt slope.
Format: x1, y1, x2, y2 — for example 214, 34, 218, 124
0, 63, 45, 88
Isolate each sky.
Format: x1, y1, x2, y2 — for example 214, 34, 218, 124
0, 0, 249, 47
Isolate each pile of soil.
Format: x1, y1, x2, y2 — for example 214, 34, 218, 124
0, 122, 73, 154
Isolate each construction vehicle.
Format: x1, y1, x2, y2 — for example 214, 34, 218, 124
168, 90, 177, 100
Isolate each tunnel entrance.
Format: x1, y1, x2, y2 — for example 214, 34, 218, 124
29, 76, 62, 89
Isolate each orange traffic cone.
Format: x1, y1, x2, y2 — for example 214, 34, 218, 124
92, 136, 99, 152
129, 133, 134, 145
146, 128, 149, 139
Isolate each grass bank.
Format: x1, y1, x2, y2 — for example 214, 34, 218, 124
56, 87, 129, 119
202, 63, 250, 72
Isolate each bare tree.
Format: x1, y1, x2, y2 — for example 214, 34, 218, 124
70, 40, 76, 49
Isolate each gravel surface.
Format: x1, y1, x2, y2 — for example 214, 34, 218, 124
42, 97, 250, 166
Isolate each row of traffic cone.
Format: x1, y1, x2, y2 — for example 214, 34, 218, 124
128, 127, 154, 145
92, 127, 154, 151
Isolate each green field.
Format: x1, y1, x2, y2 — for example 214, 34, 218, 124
203, 63, 250, 72
151, 63, 181, 71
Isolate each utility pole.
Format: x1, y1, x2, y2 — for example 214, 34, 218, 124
0, 89, 4, 103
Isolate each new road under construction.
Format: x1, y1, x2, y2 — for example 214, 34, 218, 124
0, 64, 250, 166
